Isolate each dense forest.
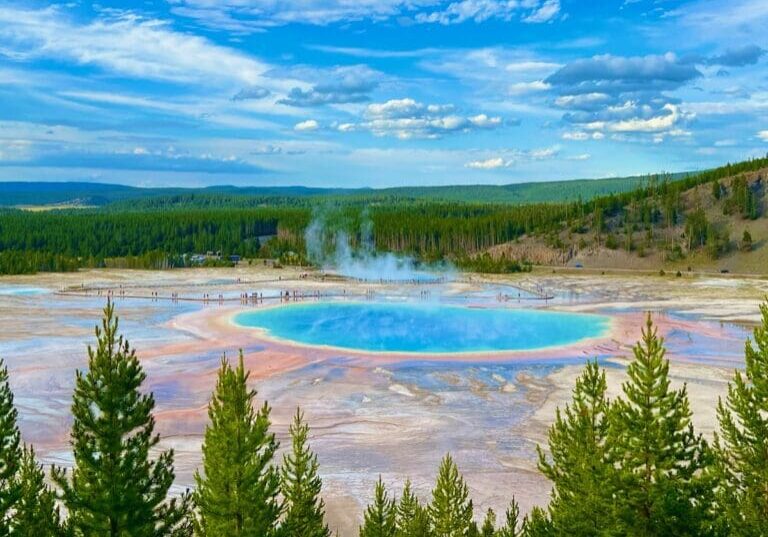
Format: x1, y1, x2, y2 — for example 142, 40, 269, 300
0, 157, 766, 275
0, 300, 766, 535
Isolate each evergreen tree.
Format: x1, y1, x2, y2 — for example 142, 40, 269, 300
360, 476, 396, 537
741, 229, 753, 252
395, 480, 430, 537
496, 499, 521, 537
51, 301, 191, 536
428, 455, 473, 537
280, 407, 330, 537
10, 445, 66, 536
609, 314, 712, 536
712, 300, 768, 536
711, 180, 722, 200
480, 508, 496, 537
194, 351, 281, 537
537, 360, 616, 535
521, 507, 552, 537
0, 359, 20, 536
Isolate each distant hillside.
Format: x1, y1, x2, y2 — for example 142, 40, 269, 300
0, 182, 347, 208
0, 172, 689, 208
378, 173, 690, 204
0, 182, 144, 207
485, 160, 768, 274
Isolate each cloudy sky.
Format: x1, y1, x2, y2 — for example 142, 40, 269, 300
0, 0, 767, 187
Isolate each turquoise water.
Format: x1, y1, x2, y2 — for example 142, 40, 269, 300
0, 286, 50, 296
235, 302, 610, 354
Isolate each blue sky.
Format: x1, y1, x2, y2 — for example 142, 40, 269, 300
0, 0, 767, 187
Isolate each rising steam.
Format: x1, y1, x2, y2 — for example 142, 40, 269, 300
304, 210, 452, 282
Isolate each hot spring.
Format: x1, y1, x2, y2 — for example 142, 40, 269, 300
234, 302, 611, 354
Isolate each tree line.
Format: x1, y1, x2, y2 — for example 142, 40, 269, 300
0, 156, 767, 274
0, 300, 766, 535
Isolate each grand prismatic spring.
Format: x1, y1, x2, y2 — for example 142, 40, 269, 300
235, 303, 611, 354
0, 266, 764, 533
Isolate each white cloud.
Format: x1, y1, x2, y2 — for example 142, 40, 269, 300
672, 0, 768, 44
524, 0, 561, 23
505, 61, 561, 73
714, 139, 738, 147
609, 104, 685, 133
294, 119, 320, 131
367, 98, 425, 118
530, 146, 560, 159
569, 104, 692, 138
683, 96, 768, 116
170, 0, 563, 30
349, 98, 503, 139
465, 157, 506, 169
468, 114, 502, 128
555, 93, 611, 108
562, 131, 589, 141
416, 0, 561, 25
508, 80, 551, 95
668, 128, 691, 137
58, 90, 288, 130
757, 130, 768, 142
464, 146, 561, 169
171, 0, 433, 30
567, 153, 591, 160
0, 6, 285, 89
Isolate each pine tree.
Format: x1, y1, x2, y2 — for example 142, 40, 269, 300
0, 359, 20, 536
496, 498, 521, 537
280, 407, 330, 537
360, 476, 396, 537
520, 507, 552, 537
537, 360, 616, 535
428, 455, 473, 537
609, 314, 712, 536
51, 300, 191, 537
10, 445, 66, 536
741, 229, 753, 252
712, 300, 768, 536
194, 351, 281, 536
711, 180, 722, 200
395, 479, 430, 537
480, 508, 496, 537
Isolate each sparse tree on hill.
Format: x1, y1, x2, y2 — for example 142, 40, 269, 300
52, 301, 191, 536
194, 351, 281, 536
428, 455, 473, 537
712, 180, 722, 200
10, 445, 66, 536
0, 359, 21, 536
360, 476, 396, 537
537, 360, 617, 535
280, 408, 330, 537
609, 314, 713, 536
741, 229, 753, 252
712, 300, 768, 536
